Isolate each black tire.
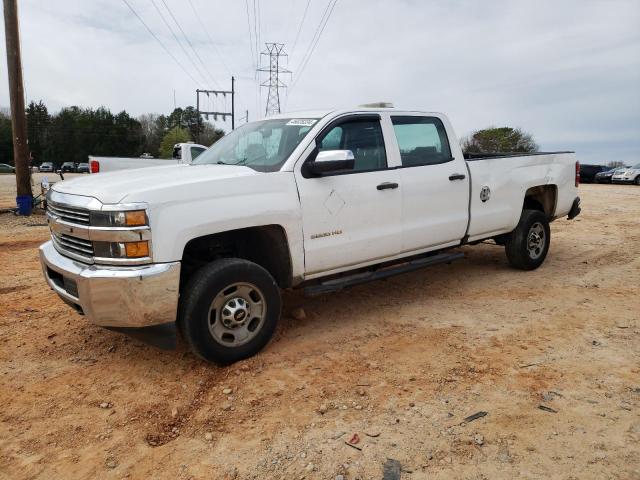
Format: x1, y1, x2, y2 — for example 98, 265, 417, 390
178, 258, 281, 364
504, 209, 550, 271
635, 176, 640, 186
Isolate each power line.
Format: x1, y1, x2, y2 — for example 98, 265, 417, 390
159, 0, 221, 88
149, 0, 209, 86
245, 0, 256, 69
293, 0, 332, 74
290, 0, 338, 92
186, 0, 232, 78
119, 0, 201, 86
256, 0, 263, 51
289, 0, 312, 60
252, 0, 259, 66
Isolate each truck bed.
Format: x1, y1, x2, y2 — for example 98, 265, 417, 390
464, 151, 578, 241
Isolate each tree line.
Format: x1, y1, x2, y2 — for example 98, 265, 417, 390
0, 101, 225, 166
0, 104, 557, 168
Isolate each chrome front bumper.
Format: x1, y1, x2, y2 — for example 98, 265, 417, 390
40, 241, 180, 328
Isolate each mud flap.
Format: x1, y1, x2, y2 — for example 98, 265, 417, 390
568, 197, 581, 220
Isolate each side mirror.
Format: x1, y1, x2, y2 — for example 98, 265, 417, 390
306, 150, 355, 176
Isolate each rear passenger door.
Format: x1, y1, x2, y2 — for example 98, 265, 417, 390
390, 115, 470, 253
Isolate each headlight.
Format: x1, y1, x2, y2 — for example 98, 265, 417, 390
94, 240, 150, 259
91, 210, 148, 227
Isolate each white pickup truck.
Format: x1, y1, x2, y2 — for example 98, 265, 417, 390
40, 107, 581, 364
88, 142, 208, 173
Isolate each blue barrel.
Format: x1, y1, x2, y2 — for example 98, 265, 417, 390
16, 195, 33, 216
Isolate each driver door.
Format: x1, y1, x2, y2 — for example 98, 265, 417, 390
295, 115, 402, 275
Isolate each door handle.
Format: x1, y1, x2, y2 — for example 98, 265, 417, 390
449, 173, 466, 181
377, 182, 399, 190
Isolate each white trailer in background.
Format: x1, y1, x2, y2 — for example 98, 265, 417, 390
88, 142, 208, 173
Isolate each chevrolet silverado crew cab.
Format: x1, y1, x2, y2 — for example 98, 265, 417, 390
40, 107, 581, 364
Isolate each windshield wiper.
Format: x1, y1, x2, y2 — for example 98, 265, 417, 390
217, 158, 248, 166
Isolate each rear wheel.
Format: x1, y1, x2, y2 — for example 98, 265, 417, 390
179, 258, 281, 364
504, 209, 550, 270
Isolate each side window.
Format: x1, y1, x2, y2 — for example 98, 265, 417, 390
391, 116, 452, 167
318, 120, 387, 172
190, 147, 206, 160
320, 127, 343, 150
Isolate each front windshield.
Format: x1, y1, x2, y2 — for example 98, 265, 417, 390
633, 164, 640, 169
193, 118, 319, 172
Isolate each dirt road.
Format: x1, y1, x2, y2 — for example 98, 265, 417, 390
1, 184, 638, 479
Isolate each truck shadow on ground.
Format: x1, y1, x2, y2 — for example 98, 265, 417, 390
112, 240, 572, 366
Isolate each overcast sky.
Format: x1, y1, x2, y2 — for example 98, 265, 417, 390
1, 0, 639, 164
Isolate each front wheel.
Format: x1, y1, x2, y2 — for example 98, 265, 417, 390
179, 258, 281, 364
504, 209, 551, 270
635, 176, 640, 186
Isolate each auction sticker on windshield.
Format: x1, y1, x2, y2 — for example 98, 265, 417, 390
286, 119, 317, 126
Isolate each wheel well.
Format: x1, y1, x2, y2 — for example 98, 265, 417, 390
523, 185, 557, 218
181, 225, 293, 289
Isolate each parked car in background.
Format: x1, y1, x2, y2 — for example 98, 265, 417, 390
61, 162, 76, 173
0, 163, 15, 174
76, 163, 90, 174
89, 143, 208, 174
612, 163, 640, 185
579, 164, 608, 183
39, 162, 54, 173
595, 167, 626, 183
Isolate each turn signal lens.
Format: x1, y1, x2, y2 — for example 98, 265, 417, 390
125, 241, 149, 258
125, 210, 147, 226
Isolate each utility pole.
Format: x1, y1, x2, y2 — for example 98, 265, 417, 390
258, 43, 290, 116
3, 0, 32, 208
237, 110, 249, 124
231, 76, 235, 130
195, 76, 236, 141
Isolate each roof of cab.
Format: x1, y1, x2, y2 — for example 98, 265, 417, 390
267, 107, 445, 121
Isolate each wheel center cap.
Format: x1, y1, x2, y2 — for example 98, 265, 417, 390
221, 297, 250, 328
530, 232, 540, 245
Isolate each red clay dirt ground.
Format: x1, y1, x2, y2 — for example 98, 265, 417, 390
0, 183, 639, 479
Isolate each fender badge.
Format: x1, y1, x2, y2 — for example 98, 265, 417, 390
311, 230, 342, 240
480, 186, 491, 202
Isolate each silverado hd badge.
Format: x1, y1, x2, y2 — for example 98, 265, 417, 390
311, 230, 343, 239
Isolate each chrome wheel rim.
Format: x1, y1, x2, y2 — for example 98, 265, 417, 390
208, 282, 266, 347
527, 222, 546, 259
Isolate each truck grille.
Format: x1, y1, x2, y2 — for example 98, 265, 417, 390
47, 201, 90, 225
51, 231, 94, 262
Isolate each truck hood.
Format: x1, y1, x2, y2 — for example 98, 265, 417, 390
52, 164, 257, 204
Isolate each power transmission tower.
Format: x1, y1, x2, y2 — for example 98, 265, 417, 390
3, 0, 33, 210
257, 43, 290, 116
